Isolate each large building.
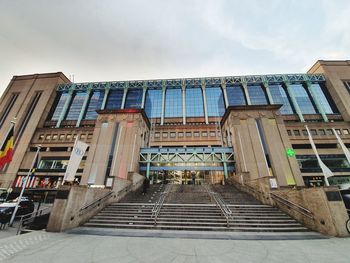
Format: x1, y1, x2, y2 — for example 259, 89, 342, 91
1, 60, 350, 191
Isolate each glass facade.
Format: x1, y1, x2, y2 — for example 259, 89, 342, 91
186, 87, 204, 117
226, 85, 246, 106
145, 88, 162, 118
84, 91, 104, 120
65, 92, 86, 120
106, 89, 124, 110
291, 84, 317, 114
248, 85, 268, 105
269, 84, 294, 114
125, 89, 143, 109
297, 155, 350, 172
51, 92, 69, 120
165, 88, 182, 118
206, 86, 225, 117
309, 83, 336, 114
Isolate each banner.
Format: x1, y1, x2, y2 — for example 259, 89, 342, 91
63, 139, 89, 182
332, 128, 350, 166
305, 126, 333, 186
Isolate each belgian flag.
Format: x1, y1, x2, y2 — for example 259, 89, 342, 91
0, 125, 14, 169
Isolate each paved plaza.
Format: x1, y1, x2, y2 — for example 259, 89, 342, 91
0, 229, 349, 263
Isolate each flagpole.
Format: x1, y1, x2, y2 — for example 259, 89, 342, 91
0, 120, 15, 153
9, 145, 41, 226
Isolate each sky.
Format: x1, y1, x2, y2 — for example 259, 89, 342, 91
0, 0, 349, 96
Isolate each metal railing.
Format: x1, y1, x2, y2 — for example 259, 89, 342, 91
16, 206, 51, 235
151, 184, 170, 225
203, 185, 233, 227
79, 191, 115, 216
270, 192, 314, 219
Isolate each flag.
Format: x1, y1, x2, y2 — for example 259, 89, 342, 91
305, 125, 333, 186
63, 139, 89, 182
0, 124, 14, 169
332, 128, 350, 166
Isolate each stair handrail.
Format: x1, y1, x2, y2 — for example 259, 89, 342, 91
79, 190, 115, 216
16, 206, 51, 235
151, 184, 170, 225
203, 185, 233, 227
270, 192, 314, 219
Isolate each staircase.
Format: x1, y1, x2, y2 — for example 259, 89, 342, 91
84, 184, 309, 232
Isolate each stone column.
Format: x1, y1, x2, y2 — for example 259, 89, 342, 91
201, 79, 209, 124
121, 82, 128, 109
56, 85, 75, 128
161, 81, 166, 125
182, 81, 186, 124
221, 78, 229, 108
141, 82, 147, 109
76, 85, 92, 127
241, 81, 252, 105
305, 80, 329, 122
100, 83, 110, 110
284, 79, 305, 122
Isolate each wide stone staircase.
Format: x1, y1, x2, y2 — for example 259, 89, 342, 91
83, 183, 309, 232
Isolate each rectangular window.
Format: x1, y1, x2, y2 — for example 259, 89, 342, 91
66, 134, 72, 140
45, 135, 51, 140
210, 131, 216, 137
162, 132, 168, 138
335, 129, 341, 135
194, 132, 200, 137
293, 130, 300, 136
302, 129, 308, 136
287, 130, 292, 136
186, 132, 192, 137
87, 134, 93, 139
343, 129, 349, 135
170, 132, 176, 138
178, 132, 184, 137
38, 134, 44, 140
52, 134, 58, 140
319, 129, 326, 136
327, 129, 334, 135
59, 134, 65, 140
202, 132, 208, 137
65, 92, 86, 120
310, 129, 317, 136
154, 132, 160, 138
80, 134, 86, 139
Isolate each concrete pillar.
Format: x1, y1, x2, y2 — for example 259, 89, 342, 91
221, 81, 229, 108
263, 81, 274, 104
56, 85, 75, 128
146, 161, 150, 179
284, 80, 305, 122
201, 79, 209, 124
161, 81, 166, 125
76, 85, 92, 127
305, 80, 329, 122
182, 82, 186, 124
222, 152, 228, 179
121, 83, 128, 109
141, 83, 147, 109
242, 82, 251, 105
100, 83, 110, 110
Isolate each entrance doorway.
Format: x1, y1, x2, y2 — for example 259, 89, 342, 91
150, 170, 224, 185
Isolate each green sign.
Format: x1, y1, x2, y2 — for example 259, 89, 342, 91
286, 148, 295, 157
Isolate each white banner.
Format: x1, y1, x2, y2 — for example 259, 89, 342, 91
305, 125, 333, 186
63, 139, 89, 182
332, 128, 350, 166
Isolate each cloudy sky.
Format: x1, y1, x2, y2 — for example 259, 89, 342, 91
0, 0, 349, 95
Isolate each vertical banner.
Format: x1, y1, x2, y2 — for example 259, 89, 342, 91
332, 128, 350, 165
305, 125, 333, 186
63, 139, 89, 182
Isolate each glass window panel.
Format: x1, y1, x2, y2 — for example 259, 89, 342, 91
291, 84, 317, 114
269, 84, 294, 114
309, 83, 335, 114
165, 88, 182, 118
248, 85, 268, 105
125, 89, 143, 109
205, 86, 225, 117
84, 90, 104, 120
186, 87, 204, 117
65, 92, 86, 120
106, 89, 124, 109
145, 88, 162, 118
226, 85, 246, 106
51, 92, 69, 120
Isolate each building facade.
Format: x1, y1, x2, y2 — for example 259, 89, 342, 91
1, 60, 350, 190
